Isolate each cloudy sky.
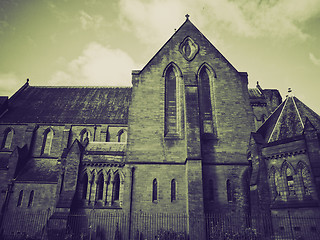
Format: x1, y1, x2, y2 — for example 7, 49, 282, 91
0, 0, 320, 113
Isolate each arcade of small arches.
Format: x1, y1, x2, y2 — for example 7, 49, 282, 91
269, 161, 313, 201
79, 169, 125, 207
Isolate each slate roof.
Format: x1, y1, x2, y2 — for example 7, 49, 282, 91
257, 95, 320, 143
248, 88, 264, 99
15, 158, 58, 183
0, 84, 132, 124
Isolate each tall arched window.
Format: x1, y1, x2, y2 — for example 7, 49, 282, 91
118, 129, 127, 142
209, 179, 214, 201
41, 128, 54, 155
113, 174, 120, 202
226, 179, 233, 202
2, 128, 14, 149
171, 179, 176, 202
97, 174, 104, 200
28, 190, 34, 207
199, 66, 214, 135
286, 167, 295, 196
17, 190, 23, 207
82, 173, 88, 200
152, 178, 158, 202
80, 129, 90, 143
165, 65, 180, 137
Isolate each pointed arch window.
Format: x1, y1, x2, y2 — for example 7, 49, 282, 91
199, 66, 214, 135
270, 168, 281, 199
118, 129, 127, 142
2, 128, 14, 149
17, 190, 23, 207
82, 173, 88, 200
80, 129, 90, 143
152, 178, 158, 202
113, 174, 120, 202
41, 128, 54, 155
286, 167, 295, 196
28, 190, 34, 207
171, 179, 176, 202
97, 174, 104, 200
165, 65, 180, 137
299, 164, 312, 196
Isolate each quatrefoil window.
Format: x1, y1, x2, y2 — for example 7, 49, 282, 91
179, 37, 199, 61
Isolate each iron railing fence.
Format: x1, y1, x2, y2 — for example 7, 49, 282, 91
0, 210, 319, 240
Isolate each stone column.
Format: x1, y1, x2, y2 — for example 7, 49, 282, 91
185, 84, 206, 240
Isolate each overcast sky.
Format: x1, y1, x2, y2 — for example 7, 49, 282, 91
0, 0, 319, 114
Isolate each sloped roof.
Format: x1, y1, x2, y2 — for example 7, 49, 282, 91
15, 158, 59, 183
257, 95, 320, 143
0, 85, 132, 124
248, 88, 264, 99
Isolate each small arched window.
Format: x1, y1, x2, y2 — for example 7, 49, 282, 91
152, 178, 158, 202
226, 179, 233, 202
113, 174, 120, 202
28, 190, 34, 207
97, 174, 104, 200
82, 173, 88, 200
171, 179, 176, 202
209, 179, 214, 201
41, 128, 54, 155
80, 129, 90, 143
118, 129, 127, 142
2, 128, 14, 149
17, 190, 23, 207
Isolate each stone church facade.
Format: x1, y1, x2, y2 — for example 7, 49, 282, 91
0, 16, 319, 239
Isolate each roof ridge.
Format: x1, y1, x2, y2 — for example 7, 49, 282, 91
267, 97, 288, 143
292, 96, 304, 128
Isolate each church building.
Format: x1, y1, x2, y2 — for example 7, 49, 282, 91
0, 15, 319, 240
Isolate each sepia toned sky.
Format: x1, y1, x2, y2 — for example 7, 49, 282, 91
0, 0, 320, 114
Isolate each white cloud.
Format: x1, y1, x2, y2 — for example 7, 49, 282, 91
309, 53, 320, 66
50, 42, 138, 86
118, 0, 320, 43
79, 10, 103, 30
0, 72, 21, 96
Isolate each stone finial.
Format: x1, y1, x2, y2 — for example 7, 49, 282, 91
27, 78, 29, 83
185, 14, 190, 20
287, 88, 294, 97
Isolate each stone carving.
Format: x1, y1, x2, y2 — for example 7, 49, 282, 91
179, 36, 199, 61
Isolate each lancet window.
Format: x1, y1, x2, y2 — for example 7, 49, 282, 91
41, 128, 54, 155
28, 190, 34, 207
17, 190, 23, 207
198, 65, 214, 135
171, 179, 176, 202
152, 178, 158, 202
165, 64, 180, 137
97, 174, 104, 200
113, 174, 120, 202
2, 128, 14, 149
